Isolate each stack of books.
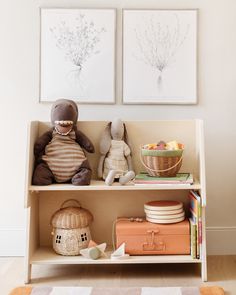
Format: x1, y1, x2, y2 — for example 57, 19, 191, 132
144, 200, 185, 224
189, 190, 202, 259
134, 172, 194, 185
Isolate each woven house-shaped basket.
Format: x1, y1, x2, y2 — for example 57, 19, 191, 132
51, 199, 93, 256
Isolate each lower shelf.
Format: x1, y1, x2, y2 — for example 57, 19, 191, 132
30, 247, 202, 265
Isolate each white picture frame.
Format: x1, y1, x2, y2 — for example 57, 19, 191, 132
40, 8, 116, 104
122, 9, 197, 104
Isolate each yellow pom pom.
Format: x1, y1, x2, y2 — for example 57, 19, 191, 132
166, 141, 179, 150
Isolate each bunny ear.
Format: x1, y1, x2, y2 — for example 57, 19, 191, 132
123, 123, 132, 154
99, 122, 112, 155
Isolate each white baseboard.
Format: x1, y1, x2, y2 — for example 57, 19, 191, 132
0, 227, 236, 256
0, 228, 25, 256
206, 226, 236, 255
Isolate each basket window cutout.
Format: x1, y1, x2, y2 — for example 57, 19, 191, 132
56, 235, 61, 244
81, 233, 88, 242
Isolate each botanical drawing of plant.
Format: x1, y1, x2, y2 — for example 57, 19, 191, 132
134, 13, 189, 91
50, 14, 105, 82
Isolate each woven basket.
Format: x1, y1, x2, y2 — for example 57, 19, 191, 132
140, 148, 184, 177
50, 199, 93, 256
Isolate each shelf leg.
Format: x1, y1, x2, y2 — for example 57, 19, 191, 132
201, 206, 207, 282
24, 263, 31, 284
201, 257, 207, 282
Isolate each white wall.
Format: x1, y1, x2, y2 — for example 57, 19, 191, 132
1, 0, 236, 255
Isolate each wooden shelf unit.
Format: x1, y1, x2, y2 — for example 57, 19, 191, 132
25, 120, 207, 283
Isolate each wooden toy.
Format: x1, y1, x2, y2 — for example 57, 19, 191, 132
80, 242, 107, 260
111, 243, 130, 260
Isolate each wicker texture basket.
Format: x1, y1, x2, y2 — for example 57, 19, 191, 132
141, 148, 183, 177
51, 199, 93, 256
51, 206, 93, 229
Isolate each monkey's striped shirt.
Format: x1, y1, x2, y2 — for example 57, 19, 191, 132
42, 129, 86, 183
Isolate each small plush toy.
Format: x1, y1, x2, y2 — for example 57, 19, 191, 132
97, 118, 135, 185
32, 99, 95, 185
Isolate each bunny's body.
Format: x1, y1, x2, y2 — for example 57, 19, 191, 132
103, 139, 130, 179
98, 118, 135, 185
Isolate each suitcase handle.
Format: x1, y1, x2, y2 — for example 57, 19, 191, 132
143, 242, 166, 251
143, 230, 166, 251
147, 229, 159, 235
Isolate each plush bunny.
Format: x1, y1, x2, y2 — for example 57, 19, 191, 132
98, 118, 135, 185
32, 99, 95, 186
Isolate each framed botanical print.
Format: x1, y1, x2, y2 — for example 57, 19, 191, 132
40, 8, 116, 103
123, 9, 197, 104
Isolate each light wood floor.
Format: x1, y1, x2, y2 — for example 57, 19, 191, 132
0, 256, 235, 295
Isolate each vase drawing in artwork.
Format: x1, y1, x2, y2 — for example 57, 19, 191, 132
40, 9, 115, 103
50, 14, 105, 85
123, 10, 197, 104
134, 14, 189, 92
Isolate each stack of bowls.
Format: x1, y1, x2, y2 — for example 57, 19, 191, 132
144, 200, 185, 224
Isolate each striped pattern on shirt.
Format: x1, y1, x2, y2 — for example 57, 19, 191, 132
42, 130, 86, 183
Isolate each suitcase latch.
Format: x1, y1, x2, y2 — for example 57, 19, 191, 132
143, 230, 166, 251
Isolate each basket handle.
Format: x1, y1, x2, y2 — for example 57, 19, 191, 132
140, 150, 183, 173
60, 199, 81, 209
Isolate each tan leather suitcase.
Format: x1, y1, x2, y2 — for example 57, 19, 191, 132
116, 218, 190, 255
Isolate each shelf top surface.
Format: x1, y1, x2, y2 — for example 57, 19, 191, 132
29, 180, 201, 192
31, 247, 201, 265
